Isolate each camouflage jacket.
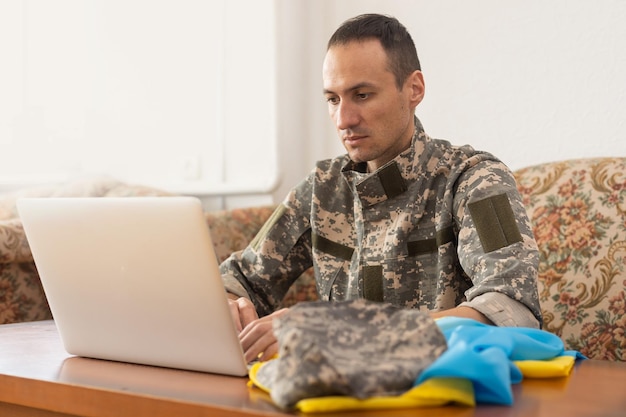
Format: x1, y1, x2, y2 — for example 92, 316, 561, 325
221, 118, 542, 327
253, 299, 448, 409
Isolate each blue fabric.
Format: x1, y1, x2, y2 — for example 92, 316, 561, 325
416, 317, 586, 405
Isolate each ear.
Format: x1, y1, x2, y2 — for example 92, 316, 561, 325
406, 70, 425, 107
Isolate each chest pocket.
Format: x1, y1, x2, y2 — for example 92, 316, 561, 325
312, 226, 459, 307
312, 233, 354, 301
381, 225, 458, 308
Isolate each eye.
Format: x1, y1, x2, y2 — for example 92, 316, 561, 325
326, 96, 339, 105
356, 92, 370, 100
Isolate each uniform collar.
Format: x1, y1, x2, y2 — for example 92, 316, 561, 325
341, 117, 431, 208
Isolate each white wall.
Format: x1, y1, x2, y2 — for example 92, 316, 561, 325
1, 1, 624, 209
0, 0, 277, 210
272, 0, 626, 205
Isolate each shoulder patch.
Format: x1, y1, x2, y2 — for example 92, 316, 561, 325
468, 193, 523, 253
250, 204, 287, 251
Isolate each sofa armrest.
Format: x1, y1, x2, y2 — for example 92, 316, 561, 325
0, 219, 33, 264
204, 205, 277, 262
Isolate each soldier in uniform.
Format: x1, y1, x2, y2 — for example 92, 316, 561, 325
221, 13, 542, 364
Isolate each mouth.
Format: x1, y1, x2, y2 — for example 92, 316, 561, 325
343, 135, 368, 147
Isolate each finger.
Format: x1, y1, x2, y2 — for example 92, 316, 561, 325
236, 298, 259, 328
228, 299, 243, 332
258, 340, 279, 362
239, 315, 273, 346
240, 307, 288, 351
240, 318, 276, 363
244, 329, 277, 363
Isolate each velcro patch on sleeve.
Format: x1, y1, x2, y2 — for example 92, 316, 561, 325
250, 204, 287, 251
467, 193, 523, 253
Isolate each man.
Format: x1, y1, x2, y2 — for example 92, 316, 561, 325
222, 13, 542, 363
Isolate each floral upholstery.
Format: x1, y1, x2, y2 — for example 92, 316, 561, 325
204, 206, 278, 263
514, 157, 626, 361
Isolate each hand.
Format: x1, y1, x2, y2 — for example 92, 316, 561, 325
239, 308, 289, 363
228, 296, 259, 333
430, 306, 494, 325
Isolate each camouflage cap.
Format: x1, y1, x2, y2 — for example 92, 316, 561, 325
254, 299, 448, 409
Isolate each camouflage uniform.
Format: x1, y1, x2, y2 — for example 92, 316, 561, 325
221, 117, 542, 327
253, 299, 448, 409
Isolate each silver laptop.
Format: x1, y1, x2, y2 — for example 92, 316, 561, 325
17, 196, 249, 377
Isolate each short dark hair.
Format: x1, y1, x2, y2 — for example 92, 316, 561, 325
327, 14, 421, 90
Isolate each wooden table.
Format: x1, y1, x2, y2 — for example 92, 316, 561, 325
0, 321, 624, 417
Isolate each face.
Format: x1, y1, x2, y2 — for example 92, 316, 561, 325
323, 39, 425, 172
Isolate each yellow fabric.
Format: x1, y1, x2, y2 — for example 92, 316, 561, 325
514, 355, 576, 378
248, 361, 271, 392
295, 378, 474, 413
247, 355, 576, 413
249, 360, 473, 412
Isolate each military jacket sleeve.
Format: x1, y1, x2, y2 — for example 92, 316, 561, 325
220, 174, 316, 317
445, 154, 542, 327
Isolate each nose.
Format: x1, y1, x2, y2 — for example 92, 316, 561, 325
334, 100, 359, 130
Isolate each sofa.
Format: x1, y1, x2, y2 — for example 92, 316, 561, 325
1, 157, 624, 361
513, 157, 626, 361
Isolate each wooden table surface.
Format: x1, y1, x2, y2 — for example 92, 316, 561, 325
0, 320, 624, 417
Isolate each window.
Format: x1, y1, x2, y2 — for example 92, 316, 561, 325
0, 0, 277, 195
